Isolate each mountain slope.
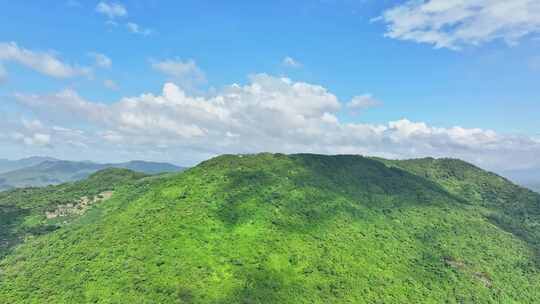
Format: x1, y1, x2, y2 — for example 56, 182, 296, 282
1, 154, 540, 303
379, 157, 540, 250
0, 168, 148, 258
0, 160, 184, 191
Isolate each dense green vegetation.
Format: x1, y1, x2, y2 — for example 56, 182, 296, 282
1, 154, 540, 303
0, 168, 147, 258
380, 157, 540, 255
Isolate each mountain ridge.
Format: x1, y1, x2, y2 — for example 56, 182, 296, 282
1, 153, 540, 302
0, 156, 59, 174
0, 159, 185, 191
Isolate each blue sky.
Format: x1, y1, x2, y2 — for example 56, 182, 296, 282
0, 0, 539, 170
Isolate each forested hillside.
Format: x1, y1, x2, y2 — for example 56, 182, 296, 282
1, 154, 540, 303
0, 168, 147, 258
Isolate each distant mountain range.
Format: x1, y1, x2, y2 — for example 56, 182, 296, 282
0, 158, 185, 191
0, 157, 58, 174
501, 168, 540, 193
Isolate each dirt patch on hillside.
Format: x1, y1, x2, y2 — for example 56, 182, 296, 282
444, 256, 492, 288
45, 191, 114, 219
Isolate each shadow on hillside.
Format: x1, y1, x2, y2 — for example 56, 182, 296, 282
486, 212, 540, 269
0, 205, 61, 260
0, 205, 29, 259
214, 267, 289, 304
213, 154, 540, 272
291, 154, 468, 205
214, 154, 468, 232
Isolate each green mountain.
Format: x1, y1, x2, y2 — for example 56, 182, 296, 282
0, 160, 184, 191
1, 153, 540, 303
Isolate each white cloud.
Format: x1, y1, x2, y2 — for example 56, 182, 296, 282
89, 52, 112, 68
104, 79, 119, 90
126, 22, 152, 36
10, 74, 540, 170
375, 0, 540, 49
347, 94, 382, 111
152, 58, 206, 89
28, 133, 51, 146
282, 56, 302, 68
0, 42, 91, 78
96, 1, 127, 19
9, 120, 51, 147
15, 89, 108, 123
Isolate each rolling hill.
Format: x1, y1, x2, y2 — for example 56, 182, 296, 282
1, 153, 540, 303
0, 159, 184, 191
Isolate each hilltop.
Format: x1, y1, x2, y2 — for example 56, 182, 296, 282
1, 153, 540, 303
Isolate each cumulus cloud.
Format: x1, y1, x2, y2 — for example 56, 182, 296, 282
0, 42, 91, 78
375, 0, 540, 49
1, 118, 92, 152
282, 56, 302, 68
347, 94, 382, 112
152, 58, 206, 89
8, 120, 51, 147
10, 74, 540, 170
126, 22, 152, 36
96, 1, 127, 19
89, 52, 112, 68
27, 133, 51, 146
15, 89, 108, 123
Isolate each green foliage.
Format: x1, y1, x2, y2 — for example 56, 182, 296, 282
380, 157, 540, 254
0, 168, 147, 258
1, 154, 540, 303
